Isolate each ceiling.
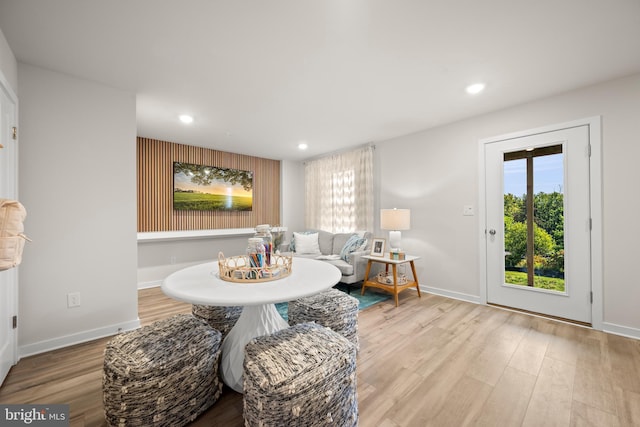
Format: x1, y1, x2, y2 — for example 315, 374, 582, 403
1, 1, 639, 161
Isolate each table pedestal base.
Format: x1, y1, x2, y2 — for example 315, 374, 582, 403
220, 304, 288, 393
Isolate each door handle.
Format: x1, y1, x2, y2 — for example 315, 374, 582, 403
489, 229, 497, 235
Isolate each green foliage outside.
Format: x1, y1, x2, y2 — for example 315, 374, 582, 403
504, 217, 555, 268
504, 193, 526, 223
534, 192, 564, 247
174, 192, 252, 211
504, 191, 565, 290
505, 271, 565, 292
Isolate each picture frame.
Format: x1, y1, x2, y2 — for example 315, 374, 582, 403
370, 238, 386, 257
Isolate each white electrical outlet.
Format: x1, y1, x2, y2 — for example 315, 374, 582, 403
170, 256, 177, 264
67, 292, 81, 308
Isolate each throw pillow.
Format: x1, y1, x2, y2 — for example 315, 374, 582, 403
293, 232, 321, 254
290, 230, 314, 252
354, 230, 371, 251
340, 234, 367, 261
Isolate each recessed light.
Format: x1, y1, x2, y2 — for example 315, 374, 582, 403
298, 142, 308, 150
465, 83, 486, 95
179, 114, 194, 124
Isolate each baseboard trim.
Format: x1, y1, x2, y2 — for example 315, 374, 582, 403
421, 285, 481, 304
602, 322, 640, 340
138, 280, 162, 290
19, 318, 141, 358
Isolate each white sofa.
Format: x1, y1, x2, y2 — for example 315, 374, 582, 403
284, 229, 373, 285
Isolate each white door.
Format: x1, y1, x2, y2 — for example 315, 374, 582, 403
0, 76, 18, 386
484, 125, 592, 324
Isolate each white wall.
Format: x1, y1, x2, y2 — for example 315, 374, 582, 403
376, 72, 640, 337
281, 160, 305, 243
137, 235, 252, 288
0, 26, 17, 95
18, 64, 139, 356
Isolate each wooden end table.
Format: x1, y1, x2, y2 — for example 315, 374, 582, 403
361, 254, 421, 307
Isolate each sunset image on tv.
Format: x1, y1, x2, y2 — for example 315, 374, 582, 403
173, 162, 253, 211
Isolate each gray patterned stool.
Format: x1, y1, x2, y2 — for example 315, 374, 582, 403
103, 314, 223, 427
243, 322, 358, 427
288, 288, 359, 351
192, 304, 242, 340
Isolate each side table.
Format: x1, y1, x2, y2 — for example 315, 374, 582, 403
361, 254, 421, 307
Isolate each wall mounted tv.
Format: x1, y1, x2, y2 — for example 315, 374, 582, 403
173, 162, 253, 211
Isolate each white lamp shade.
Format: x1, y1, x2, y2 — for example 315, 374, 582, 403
381, 208, 410, 250
380, 209, 411, 231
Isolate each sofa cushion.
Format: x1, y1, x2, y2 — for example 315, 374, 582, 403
316, 230, 335, 255
323, 258, 354, 276
293, 253, 352, 275
293, 232, 321, 254
332, 233, 353, 255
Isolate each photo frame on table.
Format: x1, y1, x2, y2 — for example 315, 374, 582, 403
370, 238, 386, 257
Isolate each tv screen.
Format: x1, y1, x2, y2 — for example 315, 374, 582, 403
173, 162, 253, 211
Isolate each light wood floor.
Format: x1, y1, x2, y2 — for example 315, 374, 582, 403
1, 288, 639, 426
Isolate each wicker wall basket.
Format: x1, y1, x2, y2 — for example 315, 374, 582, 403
218, 251, 292, 283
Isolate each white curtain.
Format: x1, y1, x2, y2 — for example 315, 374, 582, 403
304, 145, 374, 233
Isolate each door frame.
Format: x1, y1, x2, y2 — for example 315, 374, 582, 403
0, 69, 19, 385
478, 117, 603, 330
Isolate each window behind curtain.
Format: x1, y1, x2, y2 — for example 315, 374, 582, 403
304, 146, 374, 233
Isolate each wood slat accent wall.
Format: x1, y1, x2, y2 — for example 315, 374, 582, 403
137, 137, 280, 232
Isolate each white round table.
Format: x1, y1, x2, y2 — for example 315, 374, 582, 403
162, 257, 341, 393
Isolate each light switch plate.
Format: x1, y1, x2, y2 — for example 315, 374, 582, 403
67, 292, 81, 308
463, 205, 474, 216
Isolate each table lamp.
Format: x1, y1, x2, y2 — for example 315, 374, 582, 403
380, 208, 410, 251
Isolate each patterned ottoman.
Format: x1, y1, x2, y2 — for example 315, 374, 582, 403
243, 322, 358, 427
192, 304, 242, 340
103, 314, 223, 426
288, 288, 359, 351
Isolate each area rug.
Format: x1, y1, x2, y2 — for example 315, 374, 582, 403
275, 285, 390, 321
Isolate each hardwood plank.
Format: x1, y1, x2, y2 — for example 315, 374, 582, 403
384, 337, 483, 425
573, 355, 618, 415
546, 321, 585, 366
613, 386, 640, 427
473, 366, 537, 426
357, 390, 400, 427
522, 357, 576, 427
507, 320, 553, 376
570, 400, 620, 427
606, 334, 640, 394
463, 308, 532, 386
421, 374, 493, 426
